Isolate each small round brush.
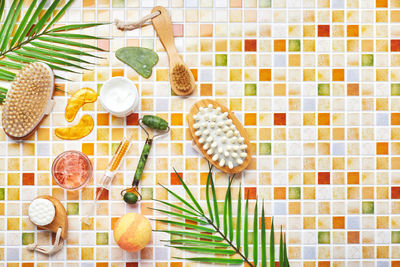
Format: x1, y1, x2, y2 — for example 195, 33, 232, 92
2, 62, 54, 139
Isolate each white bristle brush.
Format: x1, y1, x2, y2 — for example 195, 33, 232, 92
2, 62, 54, 139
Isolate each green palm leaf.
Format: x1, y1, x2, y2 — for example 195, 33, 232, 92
31, 0, 61, 34
16, 0, 47, 44
30, 41, 102, 58
279, 228, 284, 267
23, 46, 92, 64
0, 0, 23, 51
153, 199, 199, 217
44, 0, 74, 31
253, 199, 258, 267
10, 0, 37, 47
0, 87, 8, 104
244, 194, 249, 258
209, 163, 220, 227
0, 61, 23, 69
48, 22, 107, 32
37, 36, 105, 51
155, 165, 290, 267
0, 0, 5, 23
46, 32, 106, 39
14, 50, 88, 69
270, 218, 275, 267
158, 184, 201, 215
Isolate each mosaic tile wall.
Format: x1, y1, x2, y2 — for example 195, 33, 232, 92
1, 0, 400, 265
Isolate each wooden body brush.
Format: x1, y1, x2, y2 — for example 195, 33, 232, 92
151, 6, 196, 96
2, 62, 54, 139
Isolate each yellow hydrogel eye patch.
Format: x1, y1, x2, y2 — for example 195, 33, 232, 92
65, 88, 97, 122
55, 115, 94, 140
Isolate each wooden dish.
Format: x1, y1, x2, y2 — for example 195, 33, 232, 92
188, 99, 252, 174
35, 195, 68, 240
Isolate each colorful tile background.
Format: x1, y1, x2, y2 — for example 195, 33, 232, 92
0, 0, 400, 265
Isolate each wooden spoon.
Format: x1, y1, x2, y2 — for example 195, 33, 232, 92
151, 6, 195, 96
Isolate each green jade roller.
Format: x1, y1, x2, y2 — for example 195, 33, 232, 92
121, 115, 169, 204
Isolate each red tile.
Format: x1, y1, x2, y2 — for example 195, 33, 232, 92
96, 187, 109, 200
318, 172, 330, 184
274, 113, 286, 125
392, 187, 400, 199
22, 173, 35, 185
126, 263, 138, 267
245, 40, 257, 51
126, 113, 139, 126
171, 172, 183, 185
244, 187, 257, 200
392, 40, 400, 52
318, 25, 330, 37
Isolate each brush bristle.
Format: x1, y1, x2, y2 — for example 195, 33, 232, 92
2, 62, 53, 138
171, 64, 192, 92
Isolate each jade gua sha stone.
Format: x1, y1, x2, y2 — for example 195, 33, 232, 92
116, 47, 159, 78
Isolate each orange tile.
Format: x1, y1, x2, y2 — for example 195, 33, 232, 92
112, 69, 124, 77
377, 142, 389, 155
171, 172, 183, 185
274, 187, 286, 199
347, 25, 359, 37
171, 113, 183, 126
348, 231, 360, 244
200, 84, 213, 96
200, 24, 213, 37
392, 113, 400, 125
347, 172, 359, 184
190, 69, 198, 81
259, 69, 271, 81
22, 173, 34, 186
274, 40, 286, 51
332, 69, 345, 81
347, 84, 359, 96
82, 143, 94, 156
318, 113, 330, 125
274, 113, 286, 125
376, 0, 388, 7
244, 187, 257, 199
245, 113, 257, 125
333, 216, 345, 229
97, 114, 109, 126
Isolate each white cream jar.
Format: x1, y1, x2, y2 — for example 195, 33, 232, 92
100, 77, 139, 117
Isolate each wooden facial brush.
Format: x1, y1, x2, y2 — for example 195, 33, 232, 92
151, 6, 196, 96
2, 62, 54, 139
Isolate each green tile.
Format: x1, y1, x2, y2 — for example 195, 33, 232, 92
0, 188, 4, 200
112, 0, 124, 7
289, 187, 301, 199
141, 188, 153, 200
362, 201, 374, 214
259, 143, 271, 155
67, 203, 79, 215
259, 0, 271, 7
215, 54, 227, 66
288, 40, 301, 52
392, 84, 400, 96
141, 39, 154, 50
392, 231, 400, 243
245, 84, 257, 96
361, 54, 374, 66
96, 233, 109, 245
318, 232, 330, 244
318, 84, 330, 96
22, 233, 34, 245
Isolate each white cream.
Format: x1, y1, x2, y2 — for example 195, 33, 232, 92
194, 104, 248, 169
100, 77, 139, 117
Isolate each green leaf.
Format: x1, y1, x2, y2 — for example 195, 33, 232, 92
154, 199, 199, 217
154, 230, 223, 241
236, 184, 241, 250
6, 53, 79, 73
0, 67, 16, 79
32, 0, 61, 34
206, 165, 214, 222
38, 36, 106, 51
270, 218, 275, 267
158, 184, 200, 215
49, 22, 108, 32
284, 235, 290, 267
0, 0, 5, 23
154, 219, 215, 233
14, 50, 87, 69
162, 239, 229, 247
30, 41, 101, 58
0, 60, 23, 69
244, 194, 249, 258
149, 208, 208, 224
0, 87, 8, 93
209, 163, 220, 228
23, 46, 92, 64
17, 0, 47, 44
173, 168, 204, 215
261, 202, 267, 267
228, 179, 233, 241
279, 227, 284, 267
10, 0, 37, 47
167, 245, 236, 255
173, 257, 243, 265
44, 0, 74, 31
115, 47, 158, 78
46, 32, 106, 39
253, 199, 258, 267
0, 0, 23, 51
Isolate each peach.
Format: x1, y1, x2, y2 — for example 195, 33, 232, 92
113, 213, 152, 252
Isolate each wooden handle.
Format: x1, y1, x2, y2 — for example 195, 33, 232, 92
151, 6, 178, 58
37, 195, 68, 240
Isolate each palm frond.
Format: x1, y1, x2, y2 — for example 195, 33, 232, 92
270, 218, 275, 267
154, 163, 291, 266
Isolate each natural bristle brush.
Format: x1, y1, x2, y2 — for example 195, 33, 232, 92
2, 62, 54, 139
121, 115, 169, 204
